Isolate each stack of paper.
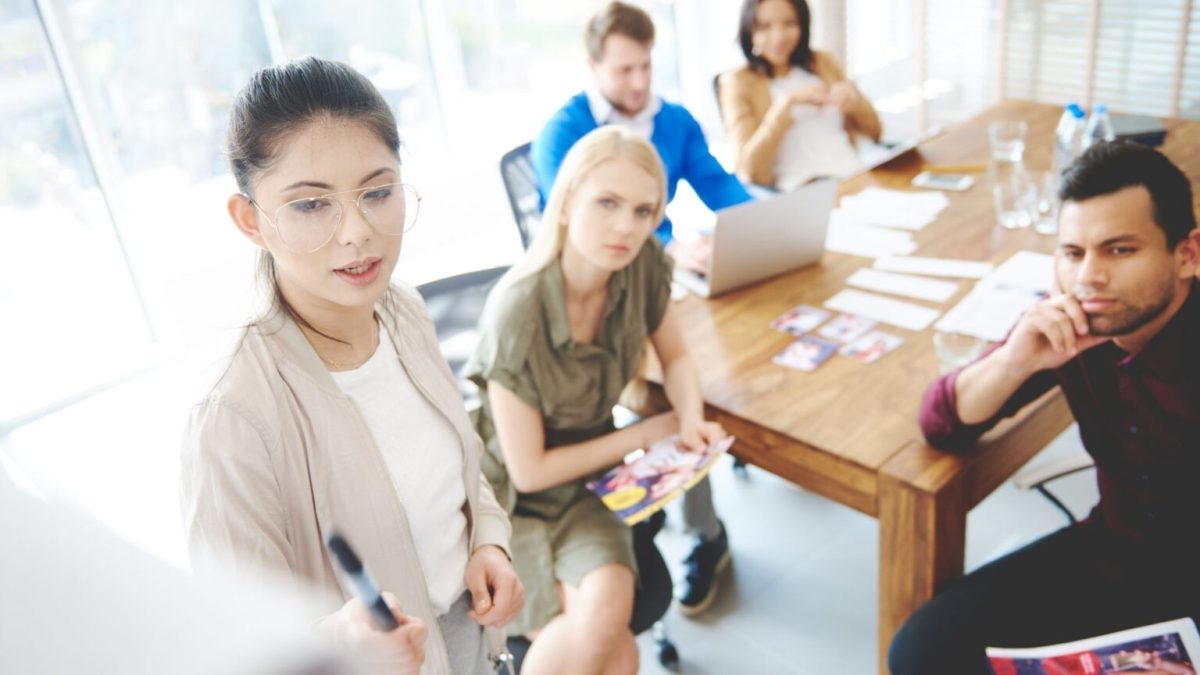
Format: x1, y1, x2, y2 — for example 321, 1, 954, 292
837, 187, 950, 231
823, 289, 942, 331
934, 251, 1055, 341
873, 256, 994, 279
825, 211, 918, 258
845, 268, 959, 302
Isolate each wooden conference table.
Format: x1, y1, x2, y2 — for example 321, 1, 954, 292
649, 100, 1200, 672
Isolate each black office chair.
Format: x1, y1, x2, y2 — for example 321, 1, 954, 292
416, 265, 509, 375
503, 509, 679, 671
499, 142, 543, 250
1012, 451, 1096, 525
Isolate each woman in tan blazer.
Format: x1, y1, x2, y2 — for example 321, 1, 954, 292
718, 0, 882, 190
181, 57, 521, 675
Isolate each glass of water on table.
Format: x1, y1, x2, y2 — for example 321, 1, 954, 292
988, 121, 1035, 229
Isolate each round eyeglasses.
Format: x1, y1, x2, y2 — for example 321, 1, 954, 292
244, 182, 421, 254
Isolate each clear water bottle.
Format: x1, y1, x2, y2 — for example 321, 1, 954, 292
1052, 103, 1087, 176
1083, 103, 1116, 150
1038, 103, 1087, 235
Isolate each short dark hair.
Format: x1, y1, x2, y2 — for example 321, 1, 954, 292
738, 0, 814, 76
585, 2, 655, 62
1059, 140, 1197, 248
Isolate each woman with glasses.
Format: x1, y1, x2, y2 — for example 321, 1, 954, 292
718, 0, 881, 191
463, 126, 729, 674
180, 57, 522, 675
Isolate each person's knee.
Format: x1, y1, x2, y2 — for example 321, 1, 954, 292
556, 567, 635, 660
576, 602, 633, 652
889, 593, 995, 675
572, 595, 634, 659
888, 600, 963, 675
888, 610, 932, 675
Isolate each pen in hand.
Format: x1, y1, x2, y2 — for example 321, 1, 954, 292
327, 532, 399, 631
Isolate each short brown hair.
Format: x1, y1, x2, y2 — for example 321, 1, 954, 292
585, 2, 655, 61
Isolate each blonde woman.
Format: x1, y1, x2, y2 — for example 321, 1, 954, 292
180, 58, 522, 675
464, 126, 729, 675
718, 0, 882, 190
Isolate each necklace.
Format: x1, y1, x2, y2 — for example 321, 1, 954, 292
313, 325, 380, 371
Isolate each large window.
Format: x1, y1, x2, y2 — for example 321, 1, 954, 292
270, 0, 444, 159
51, 0, 273, 343
1004, 0, 1200, 118
0, 2, 153, 427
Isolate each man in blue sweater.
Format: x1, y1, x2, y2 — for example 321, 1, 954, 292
531, 1, 744, 618
532, 1, 753, 276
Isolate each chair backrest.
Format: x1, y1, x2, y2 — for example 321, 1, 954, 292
712, 73, 724, 124
415, 265, 509, 376
499, 142, 542, 250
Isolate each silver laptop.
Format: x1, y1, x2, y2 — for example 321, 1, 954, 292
673, 178, 837, 298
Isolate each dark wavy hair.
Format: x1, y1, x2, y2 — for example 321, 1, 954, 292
1059, 140, 1197, 248
738, 0, 814, 77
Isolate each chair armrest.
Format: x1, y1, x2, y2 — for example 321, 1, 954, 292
1012, 451, 1095, 491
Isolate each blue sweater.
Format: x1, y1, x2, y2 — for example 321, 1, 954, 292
531, 92, 753, 244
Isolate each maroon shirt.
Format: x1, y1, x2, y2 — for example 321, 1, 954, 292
920, 282, 1200, 546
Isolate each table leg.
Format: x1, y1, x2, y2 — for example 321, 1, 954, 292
876, 470, 966, 674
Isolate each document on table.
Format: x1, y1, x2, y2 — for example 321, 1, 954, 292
837, 187, 950, 231
934, 285, 1042, 341
826, 216, 918, 258
934, 251, 1054, 341
873, 256, 995, 279
979, 250, 1055, 293
845, 268, 960, 302
823, 289, 942, 331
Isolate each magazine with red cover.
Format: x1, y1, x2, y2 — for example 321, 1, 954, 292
586, 435, 735, 525
987, 618, 1200, 675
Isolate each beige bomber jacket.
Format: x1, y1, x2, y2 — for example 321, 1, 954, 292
180, 282, 512, 675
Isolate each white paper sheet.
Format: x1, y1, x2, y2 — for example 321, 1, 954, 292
827, 218, 917, 246
873, 256, 995, 279
845, 268, 960, 303
825, 216, 917, 258
823, 289, 942, 331
833, 205, 934, 231
837, 187, 950, 231
934, 285, 1043, 341
934, 251, 1055, 341
979, 250, 1055, 293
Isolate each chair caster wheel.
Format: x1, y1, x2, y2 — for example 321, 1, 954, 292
657, 639, 679, 668
732, 458, 749, 476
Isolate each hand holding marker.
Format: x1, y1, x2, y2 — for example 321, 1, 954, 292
326, 532, 427, 673
327, 533, 400, 630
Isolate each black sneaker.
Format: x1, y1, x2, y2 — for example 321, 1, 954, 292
675, 521, 731, 616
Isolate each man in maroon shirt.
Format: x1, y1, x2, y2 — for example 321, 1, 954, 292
889, 141, 1200, 675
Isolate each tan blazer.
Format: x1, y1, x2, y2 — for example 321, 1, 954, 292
180, 282, 512, 675
717, 51, 883, 187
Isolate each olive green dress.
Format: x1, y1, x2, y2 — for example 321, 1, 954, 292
463, 239, 673, 635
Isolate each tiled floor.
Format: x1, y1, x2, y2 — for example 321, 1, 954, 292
635, 429, 1100, 674
3, 356, 1100, 674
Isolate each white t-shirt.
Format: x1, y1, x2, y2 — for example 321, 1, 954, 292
331, 326, 469, 615
769, 68, 863, 191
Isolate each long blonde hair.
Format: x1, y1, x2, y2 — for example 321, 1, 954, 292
503, 126, 668, 286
